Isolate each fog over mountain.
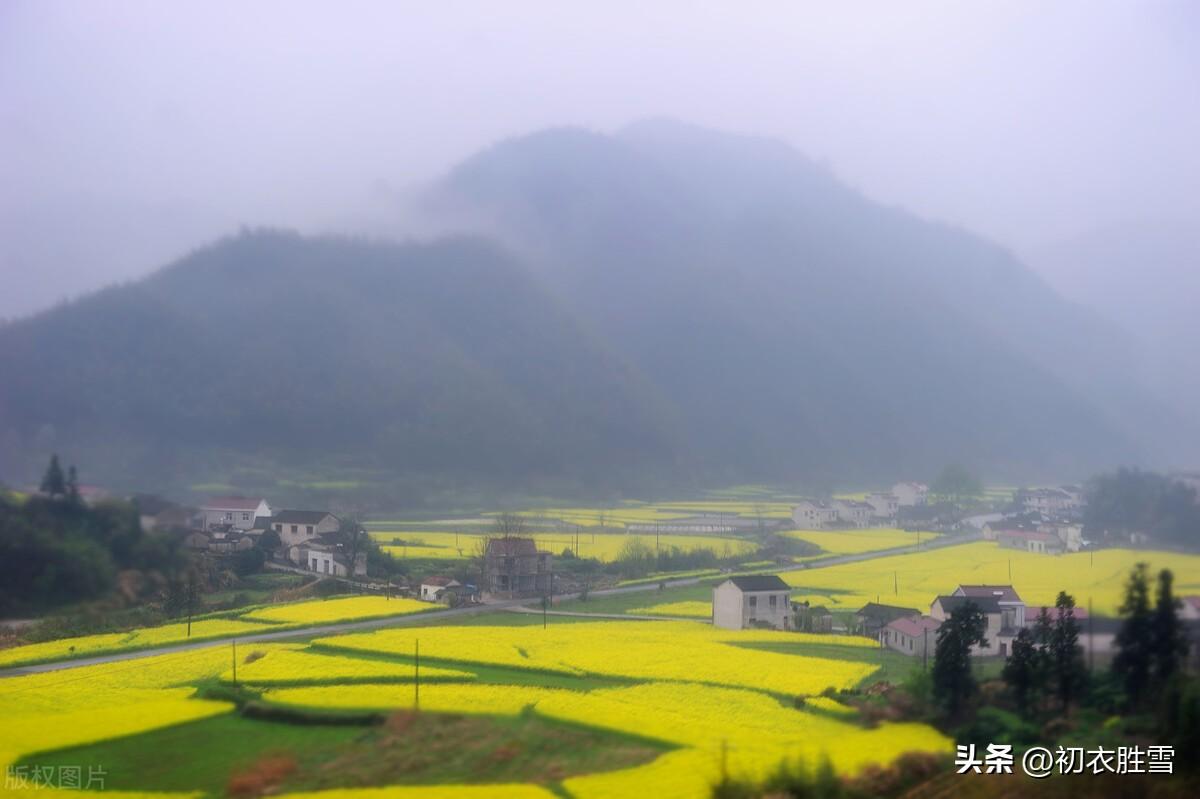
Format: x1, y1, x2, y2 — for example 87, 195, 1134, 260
2, 3, 1198, 499
1, 121, 1191, 499
3, 2, 1199, 320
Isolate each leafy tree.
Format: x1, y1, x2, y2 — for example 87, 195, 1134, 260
39, 454, 66, 497
932, 600, 989, 717
1151, 569, 1190, 684
1085, 468, 1200, 546
1113, 562, 1155, 709
1049, 591, 1087, 713
930, 464, 983, 506
256, 527, 282, 554
1003, 628, 1042, 716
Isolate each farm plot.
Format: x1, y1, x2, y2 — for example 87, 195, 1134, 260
782, 541, 1200, 615
373, 530, 756, 562
783, 528, 939, 557
0, 594, 436, 669
5, 619, 949, 798
313, 621, 878, 695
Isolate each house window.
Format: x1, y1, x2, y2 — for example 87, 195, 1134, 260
769, 595, 777, 608
748, 596, 757, 608
242, 512, 250, 521
291, 525, 298, 533
275, 524, 282, 532
306, 525, 314, 534
310, 558, 317, 571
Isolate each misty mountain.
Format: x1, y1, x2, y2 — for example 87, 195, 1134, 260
1028, 220, 1200, 430
427, 120, 1184, 480
0, 233, 684, 497
0, 121, 1185, 501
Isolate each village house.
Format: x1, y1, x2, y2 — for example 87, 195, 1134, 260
793, 601, 834, 632
930, 585, 1026, 657
481, 537, 553, 599
864, 492, 899, 520
891, 482, 928, 507
854, 602, 920, 639
712, 575, 792, 631
196, 496, 272, 532
420, 576, 462, 601
272, 510, 340, 550
832, 499, 873, 528
1016, 487, 1083, 517
791, 500, 838, 529
996, 529, 1064, 554
883, 615, 941, 658
300, 541, 366, 577
1180, 596, 1200, 621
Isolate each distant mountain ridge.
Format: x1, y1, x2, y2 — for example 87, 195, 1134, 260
0, 120, 1187, 500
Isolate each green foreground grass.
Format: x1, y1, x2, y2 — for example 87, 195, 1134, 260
21, 710, 667, 796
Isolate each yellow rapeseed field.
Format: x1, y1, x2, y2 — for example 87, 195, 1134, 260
625, 600, 712, 618
223, 648, 475, 685
241, 596, 431, 625
784, 528, 939, 556
315, 621, 878, 695
0, 618, 274, 669
783, 541, 1200, 615
373, 530, 755, 562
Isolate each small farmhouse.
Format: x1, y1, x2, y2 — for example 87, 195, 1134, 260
854, 602, 920, 639
197, 496, 272, 532
832, 499, 873, 528
273, 510, 340, 549
482, 537, 553, 599
930, 585, 1026, 657
891, 482, 928, 507
712, 575, 792, 631
863, 492, 899, 520
791, 501, 838, 529
996, 529, 1064, 554
420, 576, 462, 602
883, 615, 941, 658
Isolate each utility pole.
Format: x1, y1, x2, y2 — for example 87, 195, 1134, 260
1008, 559, 1012, 582
414, 639, 420, 709
894, 571, 898, 595
923, 627, 928, 671
232, 640, 237, 686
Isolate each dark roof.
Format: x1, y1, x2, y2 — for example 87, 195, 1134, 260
486, 537, 540, 556
934, 595, 1002, 614
727, 575, 790, 592
956, 585, 1023, 603
274, 509, 337, 524
252, 515, 273, 530
856, 602, 920, 621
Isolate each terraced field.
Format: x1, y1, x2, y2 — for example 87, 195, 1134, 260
373, 529, 757, 562
783, 541, 1200, 615
5, 618, 950, 798
0, 595, 437, 669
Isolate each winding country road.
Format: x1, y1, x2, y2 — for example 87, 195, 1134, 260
0, 530, 980, 679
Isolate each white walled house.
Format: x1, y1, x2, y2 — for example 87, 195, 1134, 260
930, 585, 1026, 657
273, 510, 341, 552
197, 497, 272, 531
300, 542, 366, 577
791, 501, 838, 529
864, 492, 899, 520
891, 483, 928, 507
712, 575, 792, 630
420, 576, 462, 602
832, 499, 873, 528
884, 615, 941, 658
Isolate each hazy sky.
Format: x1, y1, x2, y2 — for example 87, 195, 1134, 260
2, 1, 1197, 319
